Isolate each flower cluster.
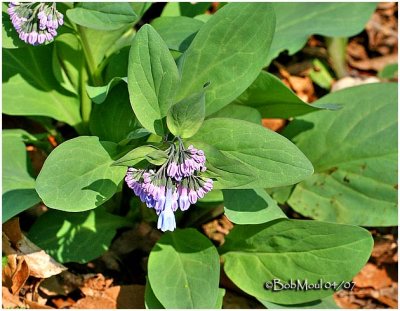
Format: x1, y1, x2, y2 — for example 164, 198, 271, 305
7, 2, 63, 46
125, 141, 213, 232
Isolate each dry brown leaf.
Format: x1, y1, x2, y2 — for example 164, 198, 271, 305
348, 53, 398, 71
353, 263, 392, 290
331, 76, 380, 92
104, 285, 145, 309
73, 295, 116, 309
262, 118, 287, 132
2, 286, 26, 308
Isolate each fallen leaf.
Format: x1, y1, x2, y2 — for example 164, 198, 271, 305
2, 286, 26, 308
353, 263, 392, 290
262, 118, 287, 132
105, 285, 145, 309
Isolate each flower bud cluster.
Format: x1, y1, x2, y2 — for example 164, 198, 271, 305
125, 141, 213, 232
8, 2, 63, 45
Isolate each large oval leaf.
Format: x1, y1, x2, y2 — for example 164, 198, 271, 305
3, 46, 81, 127
36, 136, 126, 212
148, 229, 220, 308
3, 131, 41, 223
284, 83, 397, 226
177, 3, 276, 115
66, 3, 137, 31
267, 3, 376, 64
28, 208, 129, 263
234, 71, 340, 118
127, 24, 179, 135
189, 118, 314, 188
221, 219, 373, 304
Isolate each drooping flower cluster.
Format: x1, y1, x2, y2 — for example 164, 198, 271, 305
125, 140, 213, 232
7, 2, 63, 45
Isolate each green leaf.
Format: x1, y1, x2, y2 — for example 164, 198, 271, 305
148, 229, 220, 308
209, 104, 261, 124
378, 63, 398, 79
36, 136, 126, 212
167, 91, 205, 138
162, 2, 211, 17
223, 189, 286, 224
177, 3, 276, 115
285, 83, 398, 226
215, 288, 225, 308
145, 278, 164, 309
309, 59, 334, 90
127, 24, 180, 135
28, 208, 129, 263
221, 219, 373, 304
189, 118, 314, 188
112, 145, 160, 167
86, 77, 127, 104
146, 149, 169, 166
234, 71, 340, 118
130, 3, 152, 19
151, 16, 204, 52
2, 46, 81, 127
260, 295, 339, 309
89, 83, 138, 143
3, 132, 41, 223
52, 33, 84, 95
267, 3, 377, 64
66, 3, 137, 31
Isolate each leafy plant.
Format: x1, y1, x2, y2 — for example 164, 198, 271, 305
2, 2, 396, 309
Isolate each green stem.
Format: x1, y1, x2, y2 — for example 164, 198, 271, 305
80, 66, 92, 126
325, 37, 349, 79
78, 26, 103, 86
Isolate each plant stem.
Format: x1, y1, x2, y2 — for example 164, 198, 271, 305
325, 37, 348, 79
78, 26, 102, 86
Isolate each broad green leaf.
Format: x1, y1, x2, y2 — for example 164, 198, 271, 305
145, 278, 165, 309
3, 132, 41, 223
105, 47, 130, 81
66, 3, 137, 31
151, 16, 204, 52
285, 83, 397, 226
89, 83, 138, 143
36, 136, 126, 212
167, 91, 205, 138
146, 149, 169, 166
28, 208, 129, 263
234, 71, 340, 118
221, 219, 373, 304
189, 118, 314, 188
177, 3, 276, 115
267, 3, 377, 64
128, 24, 180, 135
86, 77, 127, 104
309, 59, 334, 90
215, 288, 226, 308
378, 63, 398, 79
162, 2, 211, 17
260, 295, 339, 309
148, 229, 220, 308
113, 145, 160, 167
209, 104, 262, 124
185, 141, 255, 190
3, 46, 81, 127
52, 33, 83, 95
81, 26, 130, 68
130, 3, 152, 19
223, 189, 286, 224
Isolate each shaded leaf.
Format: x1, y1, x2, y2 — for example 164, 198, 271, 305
86, 77, 127, 104
28, 208, 129, 263
223, 189, 286, 224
